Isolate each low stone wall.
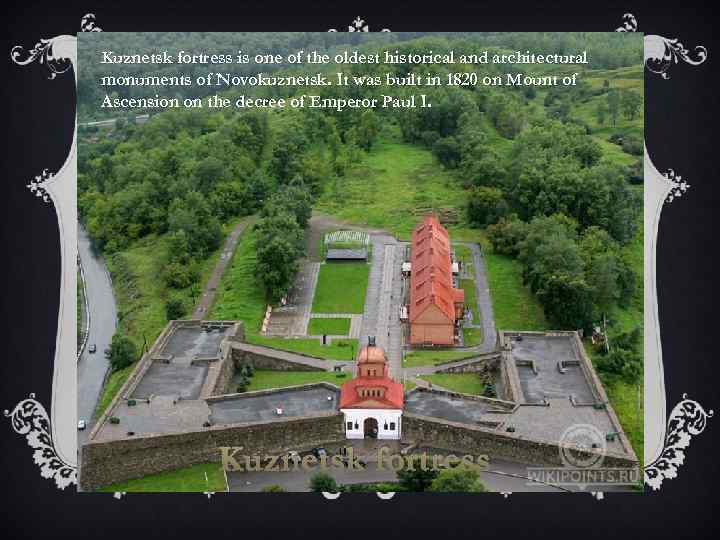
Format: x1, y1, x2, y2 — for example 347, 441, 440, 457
231, 346, 324, 372
402, 413, 638, 469
436, 353, 501, 374
407, 387, 516, 413
81, 413, 345, 491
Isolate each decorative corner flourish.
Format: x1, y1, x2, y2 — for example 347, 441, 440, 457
80, 13, 103, 33
10, 14, 99, 78
615, 13, 638, 32
27, 169, 53, 204
645, 394, 714, 490
663, 169, 690, 204
4, 394, 77, 490
329, 16, 390, 33
646, 35, 708, 79
10, 38, 72, 79
615, 13, 708, 78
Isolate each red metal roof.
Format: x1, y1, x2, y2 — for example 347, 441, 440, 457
340, 345, 404, 409
409, 216, 462, 324
339, 377, 404, 409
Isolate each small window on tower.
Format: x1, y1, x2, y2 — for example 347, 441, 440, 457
347, 421, 353, 430
390, 422, 396, 430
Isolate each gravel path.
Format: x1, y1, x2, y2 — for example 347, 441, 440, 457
192, 217, 253, 319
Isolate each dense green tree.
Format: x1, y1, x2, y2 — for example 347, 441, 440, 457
396, 457, 439, 492
432, 136, 462, 168
607, 89, 621, 126
165, 297, 186, 320
309, 471, 339, 493
466, 186, 509, 226
621, 89, 642, 120
486, 214, 529, 257
255, 211, 305, 299
105, 333, 137, 372
427, 466, 486, 492
461, 149, 505, 188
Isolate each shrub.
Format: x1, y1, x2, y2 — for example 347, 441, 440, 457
309, 471, 339, 493
105, 333, 137, 372
165, 297, 185, 321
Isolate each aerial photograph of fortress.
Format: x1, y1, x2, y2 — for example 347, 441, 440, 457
77, 31, 644, 493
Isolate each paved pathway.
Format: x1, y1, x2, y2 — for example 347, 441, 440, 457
359, 236, 404, 378
191, 218, 253, 319
460, 241, 498, 353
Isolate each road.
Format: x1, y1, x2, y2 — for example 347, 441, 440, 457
77, 225, 117, 441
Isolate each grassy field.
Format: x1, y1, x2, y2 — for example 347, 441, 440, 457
307, 317, 352, 336
311, 262, 369, 314
418, 373, 486, 395
245, 370, 350, 391
483, 249, 550, 331
403, 349, 478, 368
460, 278, 479, 322
315, 130, 469, 240
247, 335, 358, 361
463, 327, 482, 347
97, 462, 226, 493
602, 374, 644, 465
210, 228, 267, 332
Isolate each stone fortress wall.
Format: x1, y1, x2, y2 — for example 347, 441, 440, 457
81, 321, 638, 491
82, 411, 344, 490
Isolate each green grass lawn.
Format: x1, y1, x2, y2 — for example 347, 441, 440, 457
248, 335, 359, 361
602, 374, 644, 465
210, 227, 267, 331
311, 262, 369, 314
307, 317, 352, 336
483, 249, 550, 331
245, 370, 350, 391
463, 327, 482, 347
315, 130, 469, 240
460, 278, 479, 322
403, 350, 478, 368
404, 380, 417, 392
418, 373, 486, 395
97, 462, 226, 493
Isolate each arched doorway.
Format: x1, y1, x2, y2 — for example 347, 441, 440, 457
363, 417, 378, 439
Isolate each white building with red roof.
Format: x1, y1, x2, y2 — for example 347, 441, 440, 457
340, 342, 404, 439
408, 215, 464, 346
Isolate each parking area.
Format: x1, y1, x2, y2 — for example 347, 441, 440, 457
209, 387, 340, 425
